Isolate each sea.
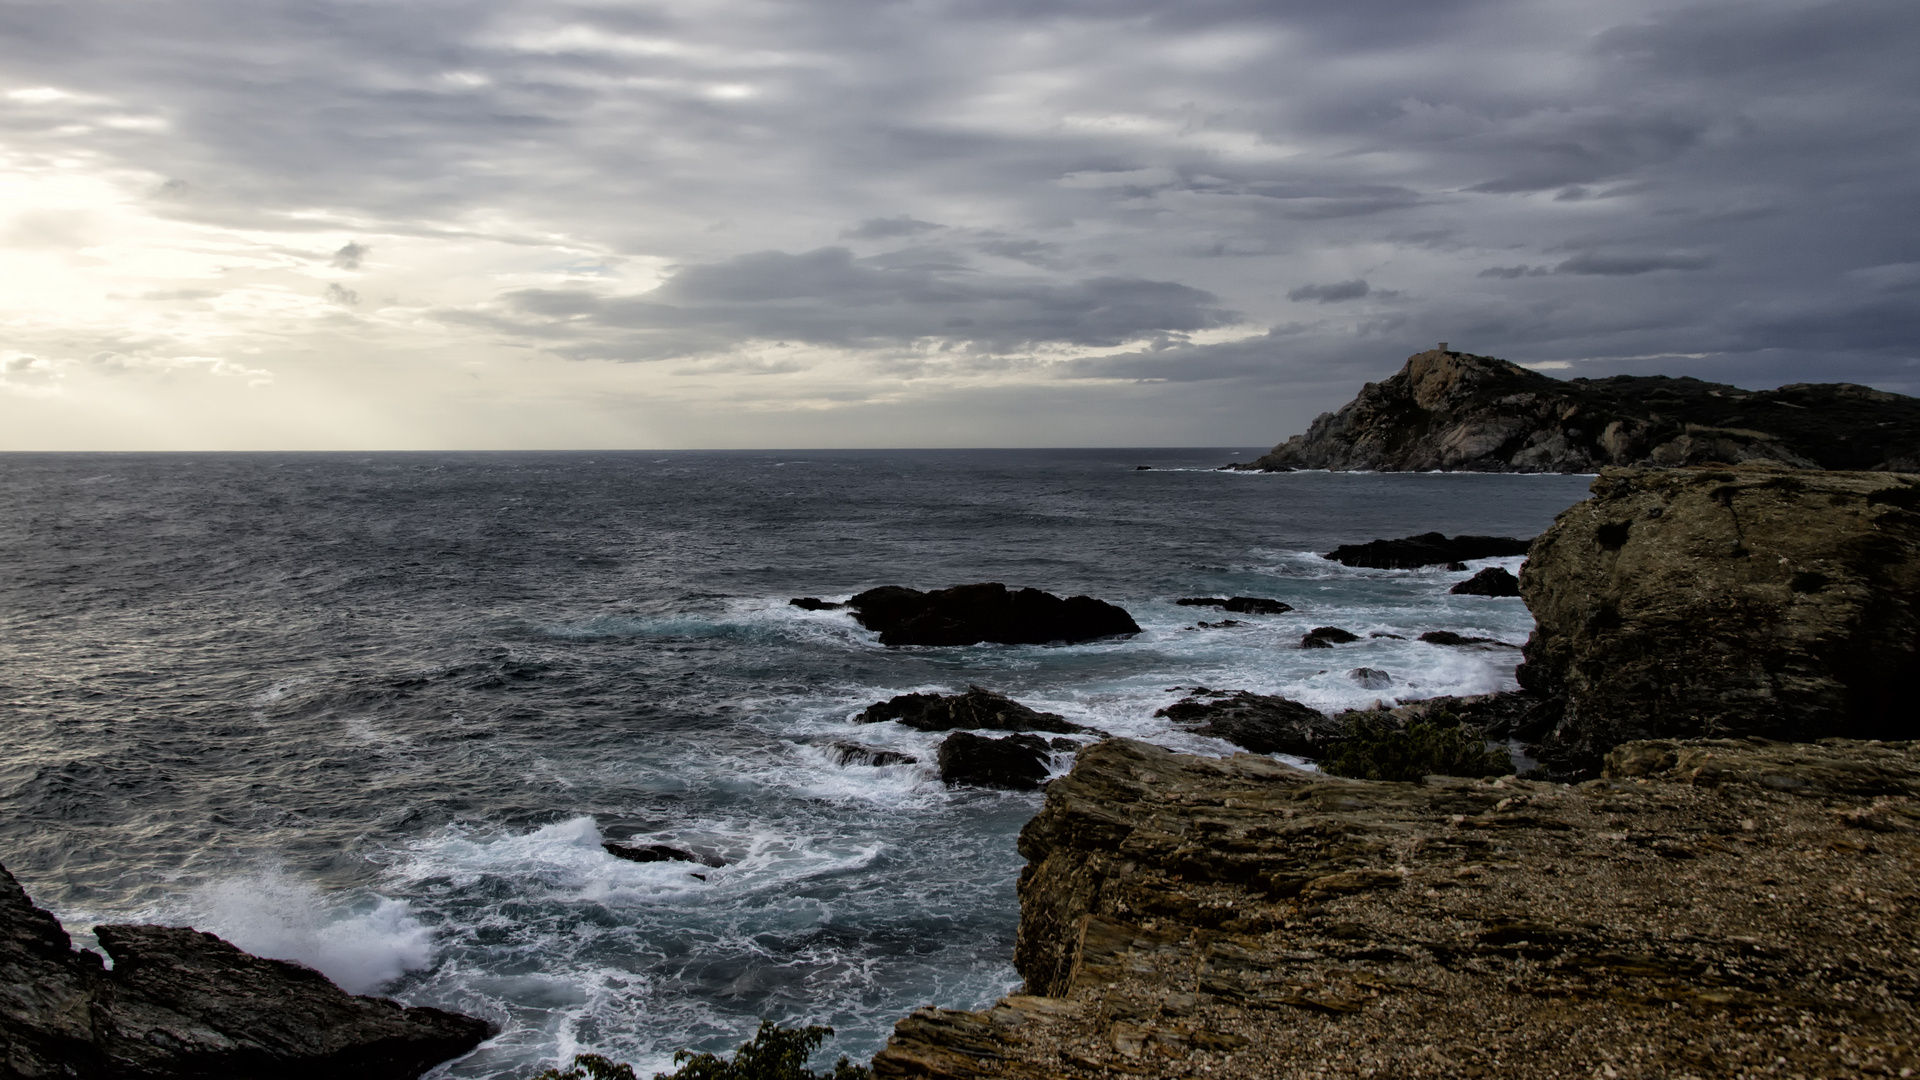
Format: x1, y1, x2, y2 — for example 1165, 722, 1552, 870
0, 449, 1594, 1076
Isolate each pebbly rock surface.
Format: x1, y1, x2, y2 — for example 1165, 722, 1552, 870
0, 864, 493, 1079
1324, 531, 1532, 569
1449, 566, 1521, 596
1519, 464, 1920, 772
936, 732, 1054, 790
871, 736, 1920, 1079
1153, 691, 1345, 757
1229, 345, 1920, 473
858, 686, 1094, 735
844, 583, 1140, 647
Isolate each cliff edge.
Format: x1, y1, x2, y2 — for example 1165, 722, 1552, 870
1233, 346, 1920, 473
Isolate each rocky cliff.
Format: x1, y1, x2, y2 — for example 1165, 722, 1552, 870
1233, 346, 1920, 473
871, 737, 1920, 1079
0, 864, 493, 1079
1518, 464, 1920, 771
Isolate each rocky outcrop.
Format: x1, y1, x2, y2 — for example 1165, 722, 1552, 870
829, 742, 919, 767
858, 687, 1093, 735
936, 733, 1055, 790
1324, 532, 1532, 569
1175, 597, 1293, 615
0, 864, 493, 1079
1231, 345, 1920, 473
1299, 626, 1358, 649
1450, 566, 1521, 596
602, 842, 724, 867
845, 584, 1140, 647
871, 737, 1920, 1078
1153, 691, 1345, 757
1519, 464, 1920, 771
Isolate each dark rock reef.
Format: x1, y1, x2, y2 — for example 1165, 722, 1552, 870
1174, 596, 1293, 615
841, 583, 1140, 647
0, 863, 493, 1079
1153, 691, 1346, 757
1231, 345, 1920, 473
936, 732, 1055, 791
1449, 566, 1521, 596
858, 686, 1093, 735
1519, 464, 1920, 771
1324, 532, 1531, 569
871, 737, 1920, 1078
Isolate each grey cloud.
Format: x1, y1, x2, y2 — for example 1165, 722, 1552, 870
1288, 280, 1370, 303
325, 283, 360, 306
331, 242, 368, 269
841, 216, 943, 240
1478, 266, 1548, 279
1553, 252, 1715, 276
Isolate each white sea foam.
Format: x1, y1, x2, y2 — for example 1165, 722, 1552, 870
180, 870, 435, 994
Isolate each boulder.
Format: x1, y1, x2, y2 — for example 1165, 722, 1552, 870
1418, 630, 1514, 647
1226, 345, 1920, 473
1449, 566, 1521, 596
846, 583, 1140, 647
1347, 667, 1393, 690
857, 686, 1092, 735
1324, 532, 1533, 569
828, 742, 918, 767
1154, 691, 1345, 756
788, 597, 845, 611
936, 732, 1054, 790
1175, 596, 1293, 615
1519, 464, 1920, 771
602, 842, 725, 867
1300, 626, 1359, 648
0, 863, 493, 1080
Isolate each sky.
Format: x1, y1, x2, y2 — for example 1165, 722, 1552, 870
1, 0, 1916, 450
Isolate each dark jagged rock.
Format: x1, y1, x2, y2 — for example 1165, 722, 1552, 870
828, 742, 918, 767
602, 842, 725, 867
1519, 464, 1920, 772
1300, 626, 1358, 648
1324, 532, 1533, 569
1418, 630, 1515, 647
1346, 667, 1393, 689
936, 732, 1053, 790
1449, 566, 1521, 596
0, 863, 493, 1080
846, 583, 1140, 647
1154, 692, 1344, 756
1175, 596, 1293, 615
1193, 619, 1241, 629
1228, 344, 1920, 473
857, 686, 1092, 735
871, 737, 1920, 1078
788, 597, 845, 611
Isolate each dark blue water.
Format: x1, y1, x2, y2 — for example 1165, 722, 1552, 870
0, 449, 1593, 1075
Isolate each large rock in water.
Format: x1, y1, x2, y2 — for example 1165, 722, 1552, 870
1519, 464, 1920, 770
1153, 691, 1344, 756
857, 686, 1091, 734
0, 863, 493, 1079
847, 583, 1139, 647
870, 737, 1920, 1078
1324, 532, 1531, 569
1229, 345, 1920, 473
936, 732, 1053, 790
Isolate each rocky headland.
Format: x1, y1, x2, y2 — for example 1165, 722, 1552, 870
1230, 345, 1920, 474
0, 864, 493, 1078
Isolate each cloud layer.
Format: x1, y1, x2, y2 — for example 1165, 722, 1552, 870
0, 0, 1915, 447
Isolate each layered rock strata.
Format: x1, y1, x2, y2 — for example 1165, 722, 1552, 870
1519, 464, 1920, 771
871, 737, 1920, 1079
0, 864, 493, 1078
1231, 346, 1920, 473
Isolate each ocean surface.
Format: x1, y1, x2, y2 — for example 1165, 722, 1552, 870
0, 449, 1593, 1076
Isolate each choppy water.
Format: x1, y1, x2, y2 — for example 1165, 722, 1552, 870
0, 450, 1592, 1076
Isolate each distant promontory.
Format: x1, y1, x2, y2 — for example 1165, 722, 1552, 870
1230, 344, 1920, 473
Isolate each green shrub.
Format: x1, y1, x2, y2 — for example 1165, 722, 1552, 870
532, 1022, 873, 1080
1320, 717, 1512, 783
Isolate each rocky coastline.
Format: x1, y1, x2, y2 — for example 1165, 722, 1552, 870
1229, 345, 1920, 474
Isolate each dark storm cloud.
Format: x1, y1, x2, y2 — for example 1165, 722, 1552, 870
1, 0, 1916, 441
477, 246, 1237, 360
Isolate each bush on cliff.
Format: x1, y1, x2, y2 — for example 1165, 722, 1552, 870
533, 1023, 872, 1080
1320, 715, 1512, 782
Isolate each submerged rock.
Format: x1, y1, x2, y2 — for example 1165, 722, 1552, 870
1324, 532, 1533, 569
0, 863, 493, 1079
1154, 691, 1344, 757
857, 686, 1092, 735
602, 842, 725, 867
1225, 344, 1920, 473
1449, 566, 1521, 596
1175, 596, 1294, 615
846, 583, 1140, 647
788, 597, 845, 611
828, 741, 918, 767
936, 732, 1053, 790
1520, 464, 1920, 771
1418, 630, 1514, 647
1346, 667, 1393, 689
1300, 626, 1359, 648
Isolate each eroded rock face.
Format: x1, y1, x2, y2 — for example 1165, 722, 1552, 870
0, 865, 493, 1079
846, 584, 1140, 647
871, 737, 1920, 1078
1229, 347, 1920, 473
1519, 465, 1920, 770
